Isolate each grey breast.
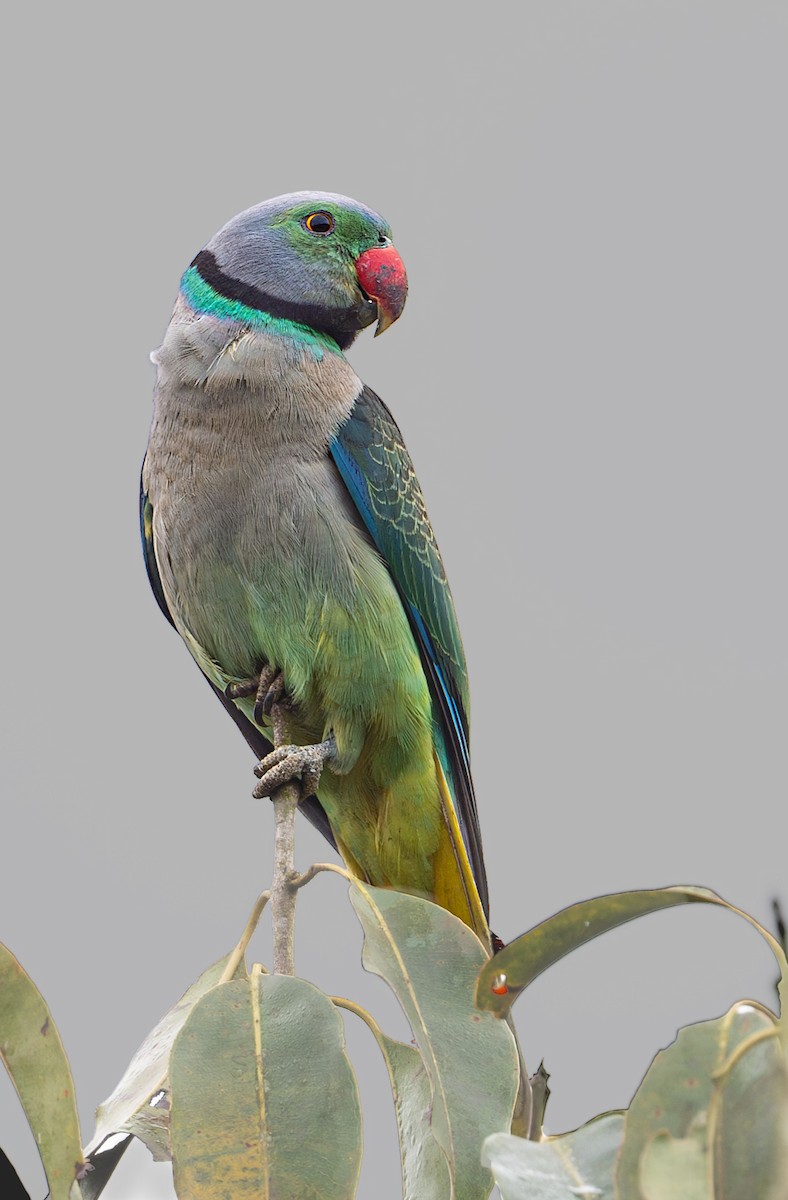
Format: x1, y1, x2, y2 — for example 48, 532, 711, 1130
143, 308, 367, 675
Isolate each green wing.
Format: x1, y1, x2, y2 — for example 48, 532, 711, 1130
330, 386, 488, 916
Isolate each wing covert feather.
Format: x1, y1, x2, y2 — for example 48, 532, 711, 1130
330, 387, 488, 916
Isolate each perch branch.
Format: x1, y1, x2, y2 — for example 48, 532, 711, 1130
269, 702, 300, 976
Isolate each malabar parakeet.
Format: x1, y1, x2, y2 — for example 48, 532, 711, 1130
141, 192, 490, 944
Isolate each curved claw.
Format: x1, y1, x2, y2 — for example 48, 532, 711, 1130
225, 678, 257, 701
225, 664, 289, 727
255, 671, 285, 725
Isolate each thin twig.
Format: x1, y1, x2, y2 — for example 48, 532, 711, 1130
526, 1061, 550, 1139
271, 785, 299, 974
269, 702, 300, 976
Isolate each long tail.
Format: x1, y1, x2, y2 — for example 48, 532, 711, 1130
331, 753, 489, 947
431, 751, 490, 947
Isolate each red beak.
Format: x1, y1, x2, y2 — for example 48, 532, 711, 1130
355, 245, 408, 335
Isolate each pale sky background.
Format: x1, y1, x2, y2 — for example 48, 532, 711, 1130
1, 2, 786, 1197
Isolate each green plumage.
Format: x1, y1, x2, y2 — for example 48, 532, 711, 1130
141, 192, 489, 942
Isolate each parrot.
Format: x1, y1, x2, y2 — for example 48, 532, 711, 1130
140, 192, 490, 945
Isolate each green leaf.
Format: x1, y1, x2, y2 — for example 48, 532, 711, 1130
377, 1035, 451, 1200
0, 942, 84, 1200
335, 999, 450, 1200
617, 1002, 782, 1199
169, 971, 362, 1200
86, 952, 246, 1162
349, 882, 520, 1200
711, 1007, 788, 1200
475, 886, 723, 1017
482, 1111, 624, 1199
639, 1128, 707, 1200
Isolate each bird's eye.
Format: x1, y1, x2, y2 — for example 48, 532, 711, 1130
303, 211, 335, 235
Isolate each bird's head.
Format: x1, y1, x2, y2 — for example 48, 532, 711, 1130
181, 192, 408, 350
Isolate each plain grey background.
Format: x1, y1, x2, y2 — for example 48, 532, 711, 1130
1, 2, 785, 1196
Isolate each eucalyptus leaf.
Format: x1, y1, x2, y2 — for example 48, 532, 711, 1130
482, 1112, 624, 1199
170, 972, 361, 1200
349, 882, 519, 1200
0, 942, 84, 1200
86, 952, 246, 1162
711, 1008, 788, 1199
617, 1003, 780, 1199
475, 886, 722, 1017
337, 1001, 450, 1200
639, 1129, 706, 1200
380, 1035, 450, 1200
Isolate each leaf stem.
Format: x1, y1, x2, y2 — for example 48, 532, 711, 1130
706, 1015, 780, 1195
220, 890, 271, 984
330, 995, 388, 1044
711, 1022, 779, 1081
291, 862, 352, 889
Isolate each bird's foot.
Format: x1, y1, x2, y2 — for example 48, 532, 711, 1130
252, 734, 336, 801
225, 664, 287, 726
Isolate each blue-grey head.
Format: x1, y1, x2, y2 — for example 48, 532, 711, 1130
180, 191, 408, 350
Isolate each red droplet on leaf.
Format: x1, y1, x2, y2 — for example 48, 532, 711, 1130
491, 972, 509, 996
